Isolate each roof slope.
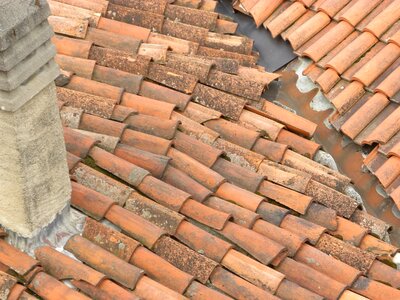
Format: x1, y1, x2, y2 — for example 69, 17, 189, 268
233, 0, 400, 208
1, 0, 400, 299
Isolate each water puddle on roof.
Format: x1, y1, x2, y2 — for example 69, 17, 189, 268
270, 60, 400, 246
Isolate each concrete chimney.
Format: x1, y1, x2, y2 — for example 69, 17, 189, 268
0, 0, 71, 238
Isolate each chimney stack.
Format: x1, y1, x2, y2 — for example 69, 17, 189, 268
0, 0, 70, 238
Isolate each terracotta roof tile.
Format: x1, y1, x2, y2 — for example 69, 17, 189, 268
35, 245, 105, 286
253, 219, 305, 256
92, 65, 143, 94
215, 18, 238, 34
165, 53, 213, 83
238, 109, 284, 141
265, 2, 307, 38
66, 75, 124, 102
212, 158, 265, 192
28, 272, 90, 300
368, 259, 400, 288
362, 106, 400, 145
249, 0, 285, 28
276, 129, 321, 158
281, 214, 326, 245
70, 280, 116, 300
97, 279, 140, 300
121, 93, 175, 119
97, 17, 150, 42
165, 4, 217, 29
295, 243, 361, 286
139, 80, 191, 111
221, 248, 284, 293
303, 202, 338, 230
48, 15, 89, 38
281, 10, 316, 41
153, 236, 218, 284
341, 92, 389, 139
330, 217, 369, 246
352, 43, 400, 86
163, 166, 213, 202
52, 35, 92, 59
331, 81, 365, 114
252, 138, 288, 162
276, 257, 347, 300
351, 276, 400, 300
374, 62, 400, 98
203, 32, 253, 55
216, 182, 265, 212
58, 87, 117, 118
55, 54, 96, 79
106, 2, 164, 31
338, 0, 381, 26
360, 234, 398, 257
168, 147, 226, 191
363, 0, 400, 38
197, 46, 258, 67
53, 0, 107, 14
148, 32, 199, 55
115, 144, 170, 178
121, 129, 172, 155
210, 266, 280, 300
389, 29, 400, 46
48, 0, 100, 27
205, 196, 260, 228
276, 278, 324, 300
63, 127, 97, 159
184, 281, 232, 300
315, 68, 340, 92
89, 46, 150, 75
221, 221, 288, 265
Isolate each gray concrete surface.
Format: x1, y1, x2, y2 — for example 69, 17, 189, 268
0, 83, 71, 238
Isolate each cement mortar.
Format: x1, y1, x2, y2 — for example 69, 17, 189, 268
0, 82, 71, 238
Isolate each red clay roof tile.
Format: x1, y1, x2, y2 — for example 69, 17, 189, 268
331, 81, 365, 114
125, 191, 184, 235
137, 175, 191, 211
359, 234, 398, 257
216, 182, 265, 212
210, 266, 280, 300
134, 275, 187, 300
71, 181, 115, 220
197, 46, 258, 67
163, 166, 213, 202
276, 257, 347, 300
65, 235, 144, 289
203, 32, 253, 55
35, 245, 106, 286
184, 280, 232, 300
330, 216, 369, 246
66, 152, 82, 171
120, 129, 172, 156
215, 18, 238, 34
97, 279, 140, 300
318, 0, 351, 17
52, 35, 92, 59
362, 106, 400, 145
220, 221, 288, 266
338, 0, 381, 26
148, 32, 199, 55
180, 198, 232, 230
152, 236, 218, 284
295, 243, 361, 286
162, 19, 208, 44
89, 46, 150, 75
368, 259, 400, 288
258, 180, 313, 214
281, 10, 316, 41
70, 280, 116, 300
58, 87, 117, 119
66, 75, 124, 102
253, 219, 305, 256
287, 11, 331, 50
138, 43, 168, 62
115, 144, 170, 179
82, 218, 140, 262
92, 65, 143, 94
252, 138, 288, 162
315, 68, 340, 93
239, 109, 284, 141
276, 278, 324, 300
147, 62, 198, 94
55, 54, 96, 79
106, 204, 167, 249
63, 127, 97, 158
303, 202, 338, 231
250, 0, 284, 28
352, 43, 400, 86
205, 196, 260, 228
351, 276, 400, 300
97, 17, 151, 42
49, 0, 100, 26
79, 112, 127, 138
280, 214, 326, 245
48, 15, 89, 38
266, 2, 307, 38
165, 4, 217, 29
389, 29, 400, 46
165, 53, 213, 83
85, 27, 141, 53
28, 272, 90, 300
139, 80, 191, 111
212, 158, 265, 192
106, 2, 164, 31
341, 92, 389, 139
276, 129, 321, 158
173, 131, 223, 167
374, 63, 400, 98
221, 248, 284, 293
364, 0, 400, 38
168, 147, 226, 191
